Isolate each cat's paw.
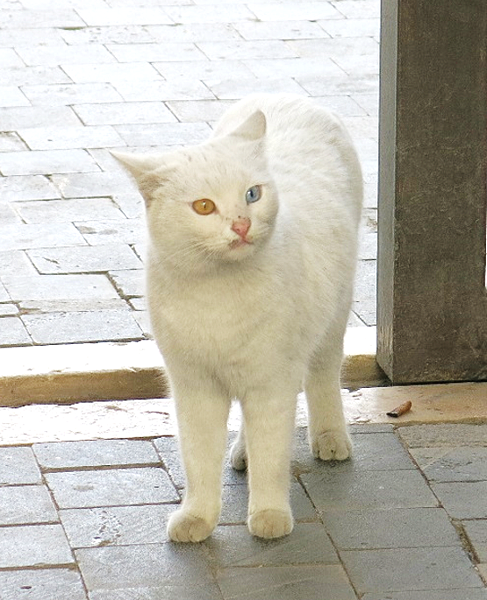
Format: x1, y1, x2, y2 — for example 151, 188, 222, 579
311, 430, 352, 461
167, 509, 215, 543
230, 441, 247, 471
248, 509, 293, 539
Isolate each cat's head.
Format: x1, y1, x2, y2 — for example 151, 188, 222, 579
112, 110, 278, 271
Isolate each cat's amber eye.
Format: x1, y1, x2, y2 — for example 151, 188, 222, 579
192, 199, 216, 215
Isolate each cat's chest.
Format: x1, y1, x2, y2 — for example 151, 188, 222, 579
148, 272, 271, 354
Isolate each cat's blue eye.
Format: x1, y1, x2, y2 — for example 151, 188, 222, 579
245, 185, 262, 204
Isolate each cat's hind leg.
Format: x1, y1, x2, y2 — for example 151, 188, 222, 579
167, 377, 230, 543
230, 419, 247, 471
304, 329, 352, 461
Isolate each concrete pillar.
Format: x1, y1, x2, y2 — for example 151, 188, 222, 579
377, 0, 487, 383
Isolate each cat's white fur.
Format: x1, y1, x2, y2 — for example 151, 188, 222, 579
113, 94, 362, 542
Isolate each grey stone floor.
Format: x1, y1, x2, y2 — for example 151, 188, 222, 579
0, 423, 486, 599
0, 0, 379, 348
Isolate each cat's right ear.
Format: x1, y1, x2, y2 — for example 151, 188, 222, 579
111, 150, 161, 180
111, 151, 165, 207
230, 110, 267, 142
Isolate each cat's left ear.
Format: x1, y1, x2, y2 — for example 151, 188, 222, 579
230, 110, 267, 142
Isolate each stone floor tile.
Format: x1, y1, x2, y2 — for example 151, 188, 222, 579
60, 504, 173, 548
34, 439, 160, 470
16, 44, 114, 67
89, 585, 223, 600
76, 543, 214, 590
0, 446, 42, 484
362, 590, 487, 600
165, 99, 233, 123
0, 316, 32, 346
297, 72, 378, 96
73, 101, 177, 125
113, 77, 216, 103
398, 423, 487, 447
153, 436, 185, 489
0, 85, 30, 108
75, 219, 145, 246
109, 269, 144, 298
28, 244, 142, 274
206, 522, 338, 567
22, 83, 123, 106
62, 62, 161, 84
0, 173, 60, 202
333, 0, 381, 19
148, 22, 241, 43
341, 546, 483, 594
421, 447, 487, 482
164, 3, 254, 24
295, 431, 415, 473
153, 59, 255, 83
219, 479, 318, 525
115, 122, 211, 147
323, 507, 460, 550
107, 42, 206, 63
431, 482, 487, 519
0, 485, 58, 525
0, 280, 10, 303
76, 7, 173, 27
0, 131, 27, 152
301, 469, 437, 512
0, 65, 71, 87
353, 258, 376, 325
234, 19, 329, 41
22, 309, 144, 344
18, 125, 124, 151
208, 77, 307, 101
248, 1, 343, 21
0, 569, 87, 600
217, 565, 357, 600
45, 467, 179, 508
51, 170, 136, 198
0, 303, 18, 316
1, 9, 84, 29
197, 40, 296, 61
15, 197, 126, 224
464, 521, 487, 563
0, 524, 74, 569
319, 17, 380, 38
0, 149, 99, 176
4, 274, 118, 302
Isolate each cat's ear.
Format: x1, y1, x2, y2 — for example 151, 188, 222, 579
111, 150, 162, 180
111, 151, 166, 207
230, 110, 267, 142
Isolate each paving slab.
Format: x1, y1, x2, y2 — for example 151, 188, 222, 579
341, 546, 484, 594
33, 439, 160, 470
0, 446, 41, 484
0, 524, 74, 569
0, 569, 87, 600
46, 466, 179, 508
60, 504, 173, 548
216, 565, 357, 600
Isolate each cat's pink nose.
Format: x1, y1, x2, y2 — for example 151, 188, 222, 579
231, 217, 251, 239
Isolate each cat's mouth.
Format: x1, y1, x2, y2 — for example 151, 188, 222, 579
229, 238, 253, 250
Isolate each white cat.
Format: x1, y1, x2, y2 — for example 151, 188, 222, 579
113, 94, 362, 542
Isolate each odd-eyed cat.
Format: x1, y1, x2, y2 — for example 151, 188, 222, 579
113, 94, 362, 542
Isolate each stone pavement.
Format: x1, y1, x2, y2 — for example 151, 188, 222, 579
0, 422, 486, 599
0, 0, 379, 348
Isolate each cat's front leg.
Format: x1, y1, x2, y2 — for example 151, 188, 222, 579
241, 389, 297, 539
167, 379, 230, 543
